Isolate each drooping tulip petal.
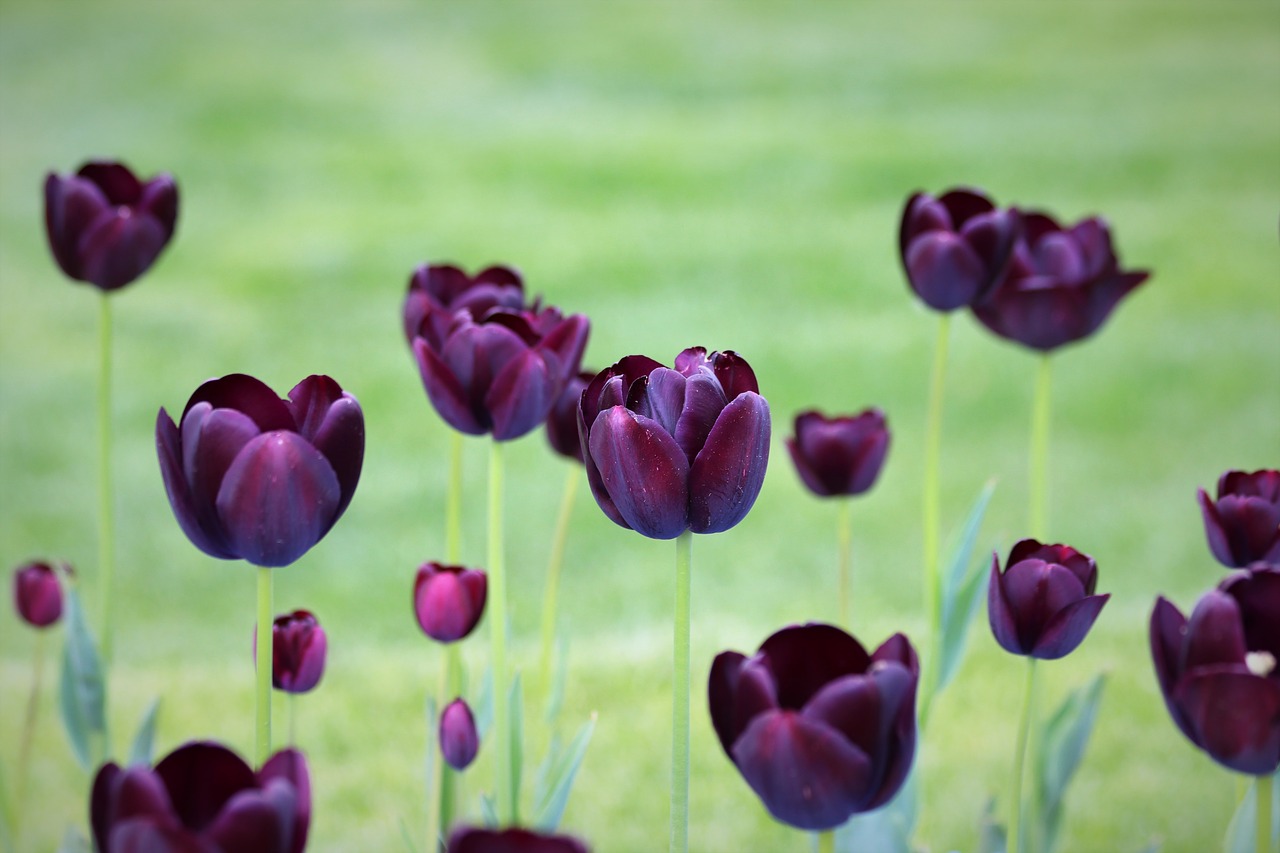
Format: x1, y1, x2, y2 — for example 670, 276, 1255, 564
588, 407, 690, 540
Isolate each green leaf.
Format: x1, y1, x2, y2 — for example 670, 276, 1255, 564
473, 667, 494, 741
398, 817, 421, 853
127, 698, 161, 767
835, 762, 917, 853
532, 713, 597, 831
543, 635, 569, 725
57, 584, 107, 771
532, 732, 563, 813
478, 793, 499, 828
1224, 770, 1280, 853
509, 673, 524, 825
935, 480, 996, 695
1034, 673, 1106, 853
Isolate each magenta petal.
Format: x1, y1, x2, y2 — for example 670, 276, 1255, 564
413, 337, 485, 435
688, 392, 770, 534
156, 409, 237, 560
710, 351, 760, 398
155, 742, 257, 832
487, 349, 554, 441
537, 313, 590, 381
439, 699, 480, 770
588, 407, 690, 540
204, 788, 293, 853
1177, 670, 1280, 775
259, 749, 311, 853
1030, 593, 1109, 659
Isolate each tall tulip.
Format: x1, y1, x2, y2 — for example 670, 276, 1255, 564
1198, 469, 1280, 569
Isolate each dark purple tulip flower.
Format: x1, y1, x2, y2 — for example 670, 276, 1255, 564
13, 560, 64, 628
272, 610, 327, 694
1151, 567, 1280, 775
413, 562, 487, 643
988, 539, 1110, 660
786, 409, 890, 498
446, 826, 591, 853
1198, 469, 1280, 569
898, 187, 1021, 311
439, 697, 480, 770
545, 370, 595, 464
708, 623, 919, 830
578, 347, 771, 540
91, 741, 310, 853
972, 212, 1150, 352
45, 161, 178, 292
156, 373, 365, 568
402, 263, 525, 347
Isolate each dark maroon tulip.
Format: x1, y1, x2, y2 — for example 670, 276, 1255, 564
156, 373, 365, 568
402, 263, 525, 348
972, 212, 1150, 352
1198, 469, 1280, 569
446, 826, 591, 853
413, 562, 487, 643
578, 347, 771, 540
1151, 567, 1280, 775
90, 741, 310, 853
44, 161, 178, 292
12, 560, 64, 628
272, 610, 327, 694
987, 539, 1109, 660
786, 409, 890, 498
898, 187, 1020, 311
439, 697, 480, 770
545, 370, 595, 464
708, 623, 918, 830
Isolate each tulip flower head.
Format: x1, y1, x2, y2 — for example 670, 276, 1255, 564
439, 697, 480, 770
786, 408, 890, 498
545, 370, 595, 464
402, 262, 525, 347
12, 560, 65, 629
578, 347, 771, 540
156, 373, 365, 568
1198, 469, 1280, 569
91, 741, 310, 853
271, 609, 327, 694
987, 539, 1109, 660
1151, 567, 1280, 775
447, 826, 592, 853
708, 623, 919, 830
413, 562, 488, 643
44, 161, 178, 292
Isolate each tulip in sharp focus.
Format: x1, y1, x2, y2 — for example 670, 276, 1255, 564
271, 610, 327, 694
91, 741, 310, 853
578, 347, 770, 540
447, 826, 591, 853
44, 161, 178, 291
786, 409, 890, 498
413, 562, 487, 643
545, 370, 595, 464
402, 262, 525, 347
988, 539, 1109, 660
439, 697, 480, 770
156, 373, 365, 568
708, 623, 918, 830
12, 560, 64, 628
1198, 469, 1280, 569
1151, 567, 1280, 775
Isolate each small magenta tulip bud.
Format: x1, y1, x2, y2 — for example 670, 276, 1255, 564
272, 610, 327, 694
447, 826, 592, 853
413, 562, 487, 643
439, 698, 480, 770
987, 539, 1109, 660
1197, 469, 1280, 569
12, 561, 65, 628
786, 409, 890, 498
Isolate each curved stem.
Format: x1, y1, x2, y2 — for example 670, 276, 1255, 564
836, 499, 853, 628
816, 829, 835, 853
98, 293, 116, 665
1029, 354, 1052, 541
539, 466, 579, 703
1009, 658, 1038, 853
1259, 773, 1274, 853
488, 441, 512, 824
446, 432, 463, 563
255, 566, 273, 766
920, 312, 950, 726
670, 531, 693, 853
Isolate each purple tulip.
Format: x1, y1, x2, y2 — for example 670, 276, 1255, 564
402, 262, 525, 348
708, 623, 918, 830
272, 610, 327, 694
1151, 567, 1280, 775
898, 188, 1021, 311
545, 370, 595, 464
90, 741, 310, 853
439, 697, 480, 770
786, 409, 890, 498
1198, 469, 1280, 569
156, 373, 365, 568
578, 347, 771, 540
446, 826, 591, 853
44, 161, 178, 291
987, 539, 1110, 660
413, 562, 487, 643
972, 212, 1150, 352
12, 560, 64, 629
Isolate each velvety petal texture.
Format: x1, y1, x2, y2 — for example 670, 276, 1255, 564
446, 826, 592, 853
271, 610, 326, 694
707, 623, 918, 830
12, 560, 64, 628
545, 370, 594, 463
786, 408, 890, 498
413, 562, 488, 643
987, 539, 1108, 660
439, 698, 480, 770
898, 188, 1020, 311
402, 262, 526, 347
1198, 469, 1280, 569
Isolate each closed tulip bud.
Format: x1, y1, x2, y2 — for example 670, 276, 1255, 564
44, 161, 178, 291
272, 610, 327, 694
987, 539, 1109, 660
1197, 469, 1280, 569
413, 562, 487, 643
439, 698, 480, 770
446, 826, 592, 853
402, 262, 525, 348
545, 370, 594, 464
899, 188, 1021, 311
156, 373, 365, 568
786, 409, 890, 498
12, 560, 65, 628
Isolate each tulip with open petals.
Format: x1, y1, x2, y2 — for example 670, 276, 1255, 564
988, 539, 1109, 660
12, 560, 64, 628
1198, 469, 1280, 569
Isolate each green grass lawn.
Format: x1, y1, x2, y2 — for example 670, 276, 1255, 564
2, 1, 1278, 851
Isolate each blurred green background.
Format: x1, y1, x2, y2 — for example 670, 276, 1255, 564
1, 1, 1277, 850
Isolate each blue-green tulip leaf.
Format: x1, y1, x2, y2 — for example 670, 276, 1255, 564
509, 673, 524, 825
935, 480, 996, 695
835, 761, 917, 853
1225, 770, 1280, 853
1035, 673, 1106, 853
126, 697, 161, 767
533, 713, 597, 831
58, 584, 106, 771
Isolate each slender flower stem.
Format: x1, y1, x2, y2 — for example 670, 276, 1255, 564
816, 829, 835, 853
288, 694, 297, 748
1259, 773, 1274, 853
539, 466, 580, 701
836, 499, 853, 628
920, 312, 950, 725
98, 293, 116, 665
1009, 658, 1038, 853
1029, 354, 1052, 540
447, 432, 463, 563
671, 531, 693, 853
255, 566, 273, 766
430, 652, 459, 853
14, 632, 46, 831
488, 440, 513, 824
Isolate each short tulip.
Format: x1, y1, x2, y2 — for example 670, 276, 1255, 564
578, 347, 771, 540
402, 262, 525, 347
446, 826, 591, 853
413, 562, 487, 643
271, 610, 327, 694
156, 373, 365, 568
987, 539, 1109, 660
12, 560, 64, 628
91, 741, 310, 853
545, 370, 595, 464
1198, 469, 1280, 569
439, 697, 480, 770
708, 623, 918, 830
1151, 567, 1280, 775
44, 161, 178, 291
786, 409, 890, 498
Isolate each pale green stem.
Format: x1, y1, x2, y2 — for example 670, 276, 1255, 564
98, 294, 116, 665
1009, 658, 1038, 853
671, 531, 693, 853
919, 312, 950, 727
429, 650, 460, 853
447, 432, 463, 563
488, 441, 513, 824
816, 829, 835, 853
836, 499, 853, 628
539, 466, 580, 701
288, 693, 297, 748
1029, 354, 1052, 541
14, 632, 45, 838
255, 567, 273, 766
1259, 773, 1274, 853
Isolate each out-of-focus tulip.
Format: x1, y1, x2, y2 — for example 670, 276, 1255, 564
785, 409, 890, 498
272, 610, 327, 694
898, 188, 1020, 312
708, 623, 918, 830
578, 347, 771, 540
44, 161, 178, 292
12, 560, 64, 628
413, 562, 487, 643
1151, 567, 1280, 775
1198, 469, 1280, 569
90, 741, 310, 853
446, 826, 591, 853
972, 212, 1149, 352
402, 263, 525, 347
156, 373, 365, 568
545, 370, 595, 464
987, 539, 1109, 660
439, 697, 480, 770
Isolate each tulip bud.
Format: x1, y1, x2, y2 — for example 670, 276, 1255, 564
447, 826, 592, 853
786, 408, 890, 498
271, 610, 327, 694
1197, 469, 1280, 569
12, 560, 65, 628
438, 698, 479, 770
987, 539, 1109, 660
413, 562, 487, 643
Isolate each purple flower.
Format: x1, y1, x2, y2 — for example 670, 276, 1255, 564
446, 826, 591, 853
402, 263, 525, 348
1151, 567, 1280, 775
12, 560, 64, 629
545, 370, 595, 464
708, 623, 918, 830
1198, 469, 1280, 569
578, 347, 771, 540
987, 539, 1110, 660
156, 374, 365, 568
972, 212, 1150, 351
785, 409, 890, 498
272, 610, 327, 694
90, 741, 310, 853
413, 562, 487, 643
439, 698, 480, 770
898, 188, 1021, 311
44, 161, 178, 291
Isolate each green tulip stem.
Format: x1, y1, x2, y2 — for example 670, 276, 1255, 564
816, 829, 835, 853
836, 499, 853, 628
920, 312, 950, 726
1009, 657, 1038, 853
288, 693, 297, 748
671, 530, 693, 853
98, 293, 117, 665
447, 432, 464, 563
14, 631, 46, 834
1259, 773, 1274, 853
255, 566, 273, 766
488, 440, 513, 824
1030, 354, 1052, 540
539, 465, 580, 704
430, 646, 461, 853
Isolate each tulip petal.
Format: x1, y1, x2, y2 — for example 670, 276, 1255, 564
1030, 593, 1109, 659
181, 403, 262, 532
1184, 591, 1247, 670
78, 162, 144, 203
579, 405, 631, 532
689, 392, 770, 535
709, 651, 748, 755
259, 749, 311, 853
302, 394, 364, 522
1199, 487, 1241, 567
487, 349, 554, 441
415, 571, 483, 642
673, 372, 727, 464
138, 174, 180, 241
183, 374, 296, 434
536, 313, 590, 382
711, 351, 760, 398
91, 762, 123, 852
1214, 494, 1280, 569
959, 206, 1020, 286
113, 767, 178, 826
205, 788, 293, 853
156, 408, 237, 560
870, 632, 921, 675
155, 742, 258, 833
1176, 669, 1280, 775
631, 368, 686, 438
905, 231, 987, 311
1001, 559, 1088, 653
413, 336, 485, 435
76, 207, 168, 290
757, 623, 870, 710
1149, 596, 1198, 743
588, 407, 690, 540
44, 173, 108, 279
109, 820, 204, 852
988, 557, 1027, 655
1222, 568, 1280, 659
